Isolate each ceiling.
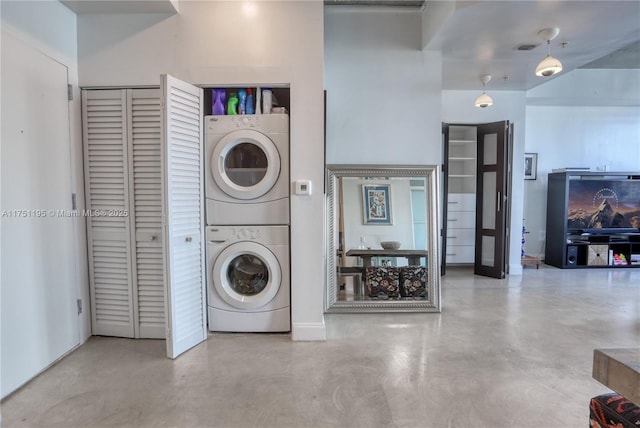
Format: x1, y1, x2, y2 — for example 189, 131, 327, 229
62, 0, 640, 91
327, 0, 640, 91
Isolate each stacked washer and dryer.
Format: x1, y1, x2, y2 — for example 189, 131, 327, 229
205, 114, 290, 332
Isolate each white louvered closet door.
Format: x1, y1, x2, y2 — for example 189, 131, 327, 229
127, 89, 165, 338
161, 74, 207, 359
83, 89, 135, 338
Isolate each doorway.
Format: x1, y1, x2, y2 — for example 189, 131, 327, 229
441, 121, 513, 279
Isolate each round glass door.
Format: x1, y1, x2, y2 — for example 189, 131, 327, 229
211, 130, 281, 200
212, 242, 281, 309
227, 254, 269, 296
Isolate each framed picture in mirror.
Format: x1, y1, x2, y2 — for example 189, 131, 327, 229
362, 184, 392, 224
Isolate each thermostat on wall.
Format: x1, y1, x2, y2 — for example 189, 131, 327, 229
295, 180, 312, 195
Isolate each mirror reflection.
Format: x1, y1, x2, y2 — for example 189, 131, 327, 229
326, 165, 441, 312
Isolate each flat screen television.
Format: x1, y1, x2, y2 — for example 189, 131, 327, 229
567, 178, 640, 234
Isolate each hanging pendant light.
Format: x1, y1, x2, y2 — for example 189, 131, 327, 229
475, 74, 493, 108
536, 27, 563, 77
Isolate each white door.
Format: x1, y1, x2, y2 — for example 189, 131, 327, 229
161, 74, 207, 359
211, 130, 281, 199
1, 31, 79, 397
127, 89, 165, 339
83, 89, 136, 338
212, 241, 282, 309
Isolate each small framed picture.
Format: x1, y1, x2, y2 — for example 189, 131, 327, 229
524, 153, 538, 180
362, 184, 392, 225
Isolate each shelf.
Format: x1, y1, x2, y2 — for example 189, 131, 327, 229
449, 139, 475, 145
449, 174, 474, 178
449, 157, 475, 161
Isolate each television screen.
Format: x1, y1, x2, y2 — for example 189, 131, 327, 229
567, 179, 640, 231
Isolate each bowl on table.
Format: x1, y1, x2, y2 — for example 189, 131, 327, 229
380, 241, 401, 250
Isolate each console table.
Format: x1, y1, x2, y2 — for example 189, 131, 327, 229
345, 249, 428, 267
593, 348, 640, 405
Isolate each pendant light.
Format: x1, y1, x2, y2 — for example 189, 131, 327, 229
536, 27, 563, 77
475, 74, 493, 108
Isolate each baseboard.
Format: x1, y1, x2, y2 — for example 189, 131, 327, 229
291, 322, 326, 341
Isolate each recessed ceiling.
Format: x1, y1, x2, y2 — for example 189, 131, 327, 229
63, 0, 640, 91
324, 0, 423, 7
61, 0, 178, 14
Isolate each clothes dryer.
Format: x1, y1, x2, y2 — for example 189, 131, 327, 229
205, 114, 289, 225
207, 225, 290, 332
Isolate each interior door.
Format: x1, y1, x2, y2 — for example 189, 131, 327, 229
161, 74, 207, 359
1, 31, 79, 397
441, 123, 450, 275
474, 121, 510, 278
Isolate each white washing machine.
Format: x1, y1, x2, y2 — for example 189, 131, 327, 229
207, 225, 290, 332
205, 114, 289, 226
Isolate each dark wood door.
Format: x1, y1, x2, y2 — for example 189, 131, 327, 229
474, 121, 510, 278
441, 123, 450, 275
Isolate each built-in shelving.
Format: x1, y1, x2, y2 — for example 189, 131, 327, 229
445, 125, 477, 264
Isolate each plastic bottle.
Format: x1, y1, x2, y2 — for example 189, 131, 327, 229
238, 88, 247, 115
246, 88, 255, 114
212, 88, 226, 115
262, 88, 272, 114
255, 88, 262, 115
227, 92, 238, 115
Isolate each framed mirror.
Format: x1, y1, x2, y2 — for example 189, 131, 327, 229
326, 165, 441, 312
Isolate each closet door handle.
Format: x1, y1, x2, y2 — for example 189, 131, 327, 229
497, 192, 501, 213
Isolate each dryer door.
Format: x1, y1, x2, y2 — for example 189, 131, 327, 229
211, 130, 281, 200
212, 241, 281, 309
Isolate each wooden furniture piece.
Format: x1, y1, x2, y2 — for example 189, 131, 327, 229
545, 171, 640, 269
521, 255, 541, 269
593, 348, 640, 405
345, 249, 428, 268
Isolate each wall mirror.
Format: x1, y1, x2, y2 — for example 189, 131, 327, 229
326, 165, 441, 312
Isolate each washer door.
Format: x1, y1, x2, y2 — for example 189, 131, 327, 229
211, 130, 281, 200
212, 241, 281, 310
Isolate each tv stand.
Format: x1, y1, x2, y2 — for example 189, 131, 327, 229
545, 171, 640, 269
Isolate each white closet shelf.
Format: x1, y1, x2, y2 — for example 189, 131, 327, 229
449, 139, 475, 144
449, 157, 475, 161
448, 174, 475, 178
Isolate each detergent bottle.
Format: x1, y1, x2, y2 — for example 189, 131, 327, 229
212, 88, 226, 115
262, 88, 272, 114
227, 92, 238, 115
246, 88, 255, 114
238, 89, 247, 115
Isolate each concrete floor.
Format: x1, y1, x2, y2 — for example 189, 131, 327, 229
2, 266, 639, 428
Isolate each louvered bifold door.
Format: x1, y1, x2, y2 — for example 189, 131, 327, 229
82, 89, 135, 338
127, 89, 165, 338
161, 74, 207, 359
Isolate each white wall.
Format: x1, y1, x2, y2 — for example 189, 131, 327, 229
77, 0, 326, 340
442, 90, 527, 275
0, 0, 88, 397
342, 178, 416, 261
324, 7, 442, 165
523, 69, 640, 258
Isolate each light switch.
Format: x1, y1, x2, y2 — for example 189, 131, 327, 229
295, 180, 312, 195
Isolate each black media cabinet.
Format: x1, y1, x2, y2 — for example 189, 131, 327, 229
545, 171, 640, 269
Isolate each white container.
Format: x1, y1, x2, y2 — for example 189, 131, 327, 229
255, 87, 262, 115
262, 88, 272, 114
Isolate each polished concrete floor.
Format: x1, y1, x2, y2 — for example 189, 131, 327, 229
2, 266, 639, 427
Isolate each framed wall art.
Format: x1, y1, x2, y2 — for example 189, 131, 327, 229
524, 153, 538, 180
362, 184, 392, 224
